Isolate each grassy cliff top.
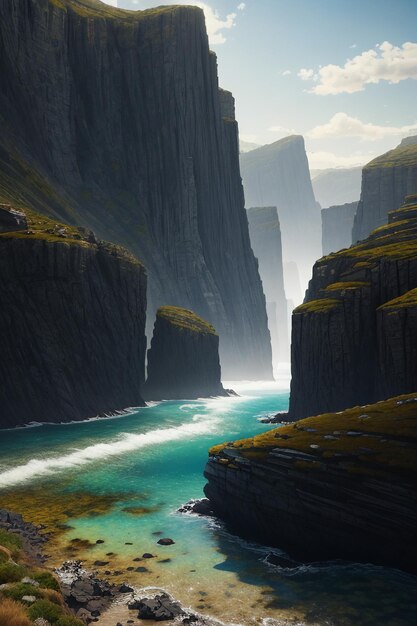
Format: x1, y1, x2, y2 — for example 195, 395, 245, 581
379, 287, 417, 311
48, 0, 201, 21
293, 298, 342, 315
209, 393, 417, 476
0, 206, 143, 267
157, 306, 217, 335
365, 142, 417, 169
324, 281, 370, 292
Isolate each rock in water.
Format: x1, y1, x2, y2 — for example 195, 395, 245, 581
352, 136, 417, 242
0, 208, 146, 428
289, 195, 417, 420
321, 202, 358, 255
0, 0, 272, 381
143, 307, 227, 401
240, 135, 321, 293
247, 207, 289, 362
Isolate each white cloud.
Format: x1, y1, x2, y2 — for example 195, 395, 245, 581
237, 2, 246, 10
299, 41, 417, 95
268, 125, 297, 135
349, 44, 357, 49
282, 70, 291, 76
307, 150, 377, 169
308, 112, 417, 140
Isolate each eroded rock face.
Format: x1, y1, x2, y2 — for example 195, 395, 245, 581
0, 0, 272, 380
143, 306, 227, 401
204, 394, 417, 573
289, 196, 417, 420
247, 206, 288, 362
0, 208, 146, 427
321, 201, 358, 255
352, 137, 417, 242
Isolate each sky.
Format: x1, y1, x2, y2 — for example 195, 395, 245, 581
102, 0, 417, 169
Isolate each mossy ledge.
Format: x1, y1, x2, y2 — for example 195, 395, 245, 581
204, 393, 417, 572
157, 306, 217, 335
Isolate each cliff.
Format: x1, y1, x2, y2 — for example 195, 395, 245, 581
0, 0, 272, 381
143, 306, 226, 401
240, 136, 321, 292
289, 195, 417, 420
311, 167, 361, 208
0, 206, 146, 428
352, 137, 417, 242
247, 207, 289, 362
204, 393, 417, 572
321, 201, 358, 255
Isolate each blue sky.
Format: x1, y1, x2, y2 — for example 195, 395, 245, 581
104, 0, 417, 168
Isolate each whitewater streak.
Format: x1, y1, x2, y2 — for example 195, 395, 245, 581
0, 418, 219, 489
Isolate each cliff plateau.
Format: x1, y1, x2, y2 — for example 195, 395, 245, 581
0, 0, 272, 380
0, 206, 147, 427
143, 306, 226, 401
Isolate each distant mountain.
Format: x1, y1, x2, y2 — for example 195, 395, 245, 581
311, 167, 362, 208
240, 135, 321, 292
353, 136, 417, 242
239, 139, 261, 153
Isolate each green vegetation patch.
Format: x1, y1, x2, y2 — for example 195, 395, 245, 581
158, 306, 217, 335
0, 529, 22, 558
365, 143, 417, 169
28, 599, 64, 623
324, 281, 370, 292
2, 583, 43, 602
0, 562, 27, 585
379, 288, 417, 310
293, 298, 342, 315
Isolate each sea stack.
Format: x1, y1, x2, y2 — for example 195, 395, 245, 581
143, 307, 227, 401
247, 207, 289, 362
0, 0, 272, 381
0, 207, 147, 428
240, 135, 321, 291
321, 201, 358, 255
352, 136, 417, 242
289, 194, 417, 420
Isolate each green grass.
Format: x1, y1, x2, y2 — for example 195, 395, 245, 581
324, 281, 369, 292
0, 562, 27, 584
157, 306, 217, 335
28, 599, 63, 624
32, 571, 60, 591
365, 143, 417, 168
293, 298, 342, 315
0, 530, 22, 558
379, 287, 417, 310
2, 583, 43, 602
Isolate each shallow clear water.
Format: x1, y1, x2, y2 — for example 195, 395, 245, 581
0, 374, 416, 626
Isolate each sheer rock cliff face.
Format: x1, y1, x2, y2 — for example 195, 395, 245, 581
352, 137, 417, 242
0, 0, 272, 380
247, 207, 289, 362
289, 195, 417, 420
204, 394, 417, 573
0, 208, 146, 428
240, 136, 321, 292
321, 202, 358, 255
143, 306, 226, 401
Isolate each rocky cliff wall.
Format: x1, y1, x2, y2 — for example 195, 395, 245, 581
0, 0, 272, 380
240, 136, 321, 292
289, 195, 417, 419
352, 137, 417, 242
247, 207, 289, 362
321, 201, 358, 255
143, 306, 226, 400
204, 394, 417, 573
0, 207, 146, 427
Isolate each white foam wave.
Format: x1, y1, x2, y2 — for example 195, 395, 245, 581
0, 418, 219, 490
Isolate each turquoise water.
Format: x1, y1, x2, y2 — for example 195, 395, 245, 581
0, 378, 416, 625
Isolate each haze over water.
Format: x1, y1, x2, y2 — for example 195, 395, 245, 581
0, 373, 416, 626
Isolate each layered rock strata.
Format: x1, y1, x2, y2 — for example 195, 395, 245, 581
240, 136, 321, 291
204, 394, 417, 572
247, 207, 289, 362
352, 137, 417, 242
321, 201, 358, 255
289, 195, 417, 420
143, 306, 227, 401
0, 207, 146, 427
0, 0, 272, 380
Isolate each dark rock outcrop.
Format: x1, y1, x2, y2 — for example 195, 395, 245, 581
352, 137, 417, 242
143, 306, 227, 401
0, 203, 27, 232
247, 207, 289, 362
0, 207, 146, 427
289, 195, 417, 420
240, 136, 321, 292
204, 393, 417, 573
0, 0, 272, 381
321, 201, 358, 255
311, 167, 362, 208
